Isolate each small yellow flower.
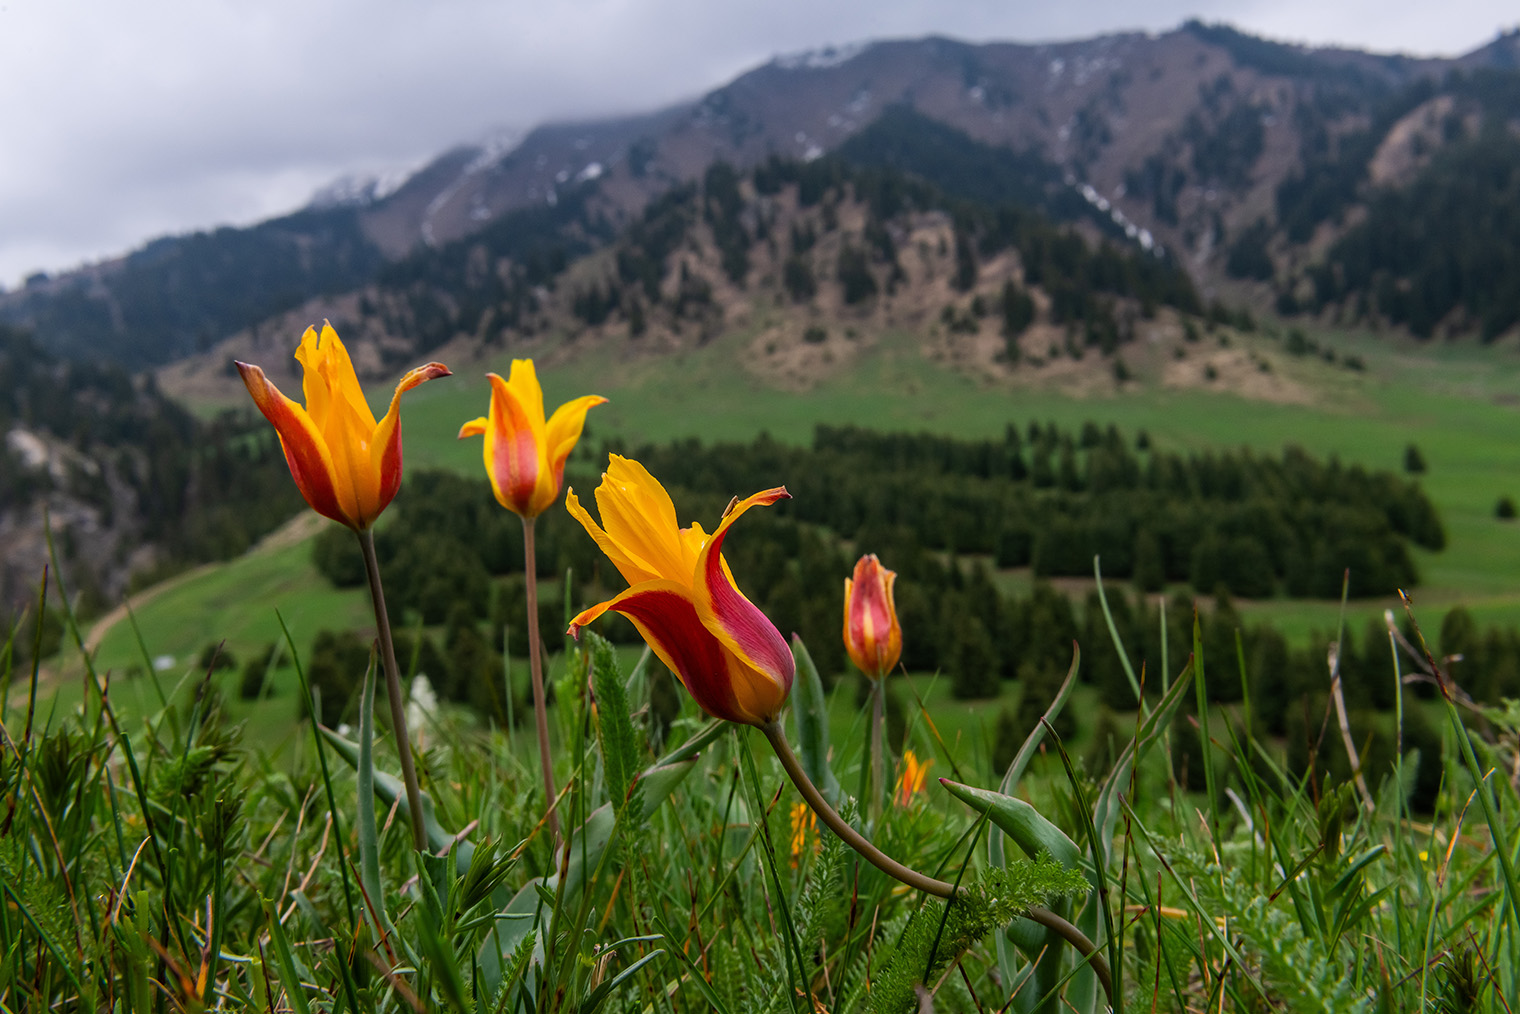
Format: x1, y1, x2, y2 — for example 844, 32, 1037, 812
789, 800, 818, 866
894, 749, 932, 807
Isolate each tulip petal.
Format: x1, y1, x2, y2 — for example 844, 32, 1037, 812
569, 581, 754, 724
590, 456, 691, 584
544, 394, 609, 496
480, 372, 544, 515
505, 359, 548, 434
693, 487, 794, 697
567, 486, 643, 581
236, 361, 349, 527
457, 417, 487, 439
370, 361, 451, 520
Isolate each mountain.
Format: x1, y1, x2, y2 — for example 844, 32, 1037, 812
0, 323, 304, 655
6, 21, 1520, 369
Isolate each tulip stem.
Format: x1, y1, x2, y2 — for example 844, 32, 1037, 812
762, 720, 953, 897
760, 721, 1112, 1005
357, 528, 427, 853
870, 681, 885, 819
522, 516, 561, 842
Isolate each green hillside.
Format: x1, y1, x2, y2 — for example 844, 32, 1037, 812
75, 319, 1520, 711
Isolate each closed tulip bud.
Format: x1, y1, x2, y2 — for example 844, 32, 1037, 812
844, 554, 901, 680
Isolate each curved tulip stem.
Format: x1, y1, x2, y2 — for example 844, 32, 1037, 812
1023, 904, 1113, 1004
522, 516, 561, 842
761, 720, 954, 898
759, 721, 1112, 1006
357, 528, 427, 852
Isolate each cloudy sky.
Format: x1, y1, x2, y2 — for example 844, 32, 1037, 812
1, 0, 1515, 289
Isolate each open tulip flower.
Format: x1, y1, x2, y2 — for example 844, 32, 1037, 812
567, 455, 794, 726
844, 554, 902, 680
237, 323, 450, 531
457, 360, 607, 519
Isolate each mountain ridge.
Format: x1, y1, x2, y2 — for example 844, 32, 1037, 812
6, 21, 1520, 367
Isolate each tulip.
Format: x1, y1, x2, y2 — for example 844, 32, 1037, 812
844, 553, 901, 817
238, 322, 449, 852
457, 359, 607, 519
566, 455, 794, 726
843, 554, 902, 680
237, 322, 449, 531
458, 360, 604, 840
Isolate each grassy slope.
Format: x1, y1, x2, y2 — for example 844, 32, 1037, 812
64, 321, 1520, 732
404, 323, 1520, 644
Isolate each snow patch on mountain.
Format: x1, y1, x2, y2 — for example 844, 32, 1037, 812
773, 42, 869, 71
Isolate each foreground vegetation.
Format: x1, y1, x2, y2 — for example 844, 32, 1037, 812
5, 555, 1518, 1010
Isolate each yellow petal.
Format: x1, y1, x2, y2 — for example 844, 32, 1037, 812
593, 456, 690, 583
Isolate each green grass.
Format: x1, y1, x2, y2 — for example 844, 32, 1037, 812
396, 323, 1520, 644
9, 574, 1517, 1011
83, 322, 1520, 723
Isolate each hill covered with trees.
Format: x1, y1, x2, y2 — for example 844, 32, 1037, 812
0, 323, 303, 667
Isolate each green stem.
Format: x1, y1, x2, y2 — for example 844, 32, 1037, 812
764, 720, 954, 896
870, 679, 885, 819
357, 528, 427, 852
760, 721, 1113, 1005
522, 515, 561, 842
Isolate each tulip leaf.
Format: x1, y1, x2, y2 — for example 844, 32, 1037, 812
1091, 656, 1195, 866
355, 650, 388, 934
791, 635, 841, 805
999, 644, 1079, 794
941, 780, 1089, 1013
940, 780, 1081, 869
318, 726, 457, 855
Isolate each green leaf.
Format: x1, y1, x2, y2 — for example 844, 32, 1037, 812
578, 948, 665, 1014
999, 645, 1080, 793
791, 635, 842, 805
941, 780, 1081, 869
589, 630, 643, 816
262, 897, 313, 1014
355, 649, 388, 934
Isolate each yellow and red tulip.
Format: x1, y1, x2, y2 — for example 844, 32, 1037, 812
894, 749, 932, 807
566, 455, 794, 726
237, 323, 449, 531
843, 554, 902, 680
457, 360, 606, 519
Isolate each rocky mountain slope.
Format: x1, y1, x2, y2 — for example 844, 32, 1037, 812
6, 21, 1520, 369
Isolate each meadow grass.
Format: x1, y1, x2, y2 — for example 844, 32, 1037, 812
60, 321, 1520, 732
7, 553, 1516, 1011
262, 322, 1520, 647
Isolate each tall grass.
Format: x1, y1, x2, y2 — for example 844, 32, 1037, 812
3, 559, 1517, 1011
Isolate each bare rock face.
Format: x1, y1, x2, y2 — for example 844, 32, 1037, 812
1, 425, 157, 617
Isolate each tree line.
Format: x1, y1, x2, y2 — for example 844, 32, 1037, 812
297, 432, 1485, 814
622, 422, 1443, 600
1, 324, 304, 669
